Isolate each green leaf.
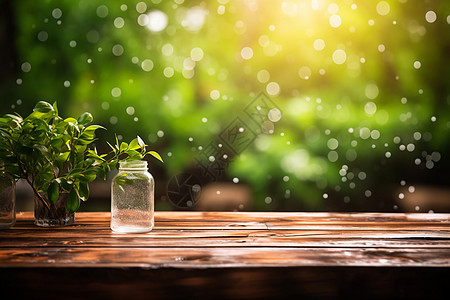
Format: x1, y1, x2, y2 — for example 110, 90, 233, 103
119, 142, 128, 152
64, 117, 77, 124
35, 165, 55, 191
32, 144, 48, 153
55, 121, 68, 133
27, 110, 50, 121
87, 150, 105, 162
76, 169, 97, 183
56, 151, 70, 163
34, 118, 49, 131
0, 128, 12, 138
52, 102, 59, 116
106, 141, 117, 153
128, 138, 141, 151
75, 145, 87, 153
50, 137, 65, 149
76, 136, 96, 145
85, 124, 105, 132
115, 134, 119, 150
4, 114, 22, 126
100, 163, 110, 177
33, 101, 54, 113
109, 160, 118, 171
125, 149, 141, 157
66, 188, 80, 212
47, 181, 59, 204
77, 112, 93, 125
148, 151, 164, 163
115, 173, 135, 186
59, 178, 72, 192
78, 182, 89, 201
91, 165, 105, 180
77, 126, 104, 145
137, 136, 146, 148
82, 157, 95, 167
68, 167, 83, 176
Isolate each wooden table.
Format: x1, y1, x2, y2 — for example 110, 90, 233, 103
1, 211, 450, 299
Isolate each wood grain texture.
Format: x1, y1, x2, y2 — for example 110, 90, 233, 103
1, 211, 450, 298
1, 212, 450, 268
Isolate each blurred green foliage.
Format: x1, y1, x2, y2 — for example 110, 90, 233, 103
1, 0, 449, 211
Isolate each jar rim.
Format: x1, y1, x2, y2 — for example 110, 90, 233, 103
119, 160, 148, 170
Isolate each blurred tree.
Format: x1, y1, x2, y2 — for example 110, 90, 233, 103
1, 0, 449, 211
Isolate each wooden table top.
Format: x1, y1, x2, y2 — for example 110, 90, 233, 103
1, 211, 450, 268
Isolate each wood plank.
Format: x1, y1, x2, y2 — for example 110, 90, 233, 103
10, 221, 450, 230
3, 228, 450, 239
1, 247, 450, 268
9, 222, 450, 230
2, 229, 450, 248
148, 211, 450, 223
12, 211, 450, 231
17, 211, 450, 223
1, 236, 450, 249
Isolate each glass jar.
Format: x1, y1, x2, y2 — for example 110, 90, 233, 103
34, 193, 74, 227
111, 160, 154, 233
0, 169, 15, 229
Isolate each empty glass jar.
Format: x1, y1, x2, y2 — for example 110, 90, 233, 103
111, 160, 154, 233
0, 169, 15, 229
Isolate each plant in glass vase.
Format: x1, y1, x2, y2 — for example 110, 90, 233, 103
0, 101, 162, 227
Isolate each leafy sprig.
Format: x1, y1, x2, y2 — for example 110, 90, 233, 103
0, 101, 162, 212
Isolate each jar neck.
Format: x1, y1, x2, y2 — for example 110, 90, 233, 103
118, 160, 148, 171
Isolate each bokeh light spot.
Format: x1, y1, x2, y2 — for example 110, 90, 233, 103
241, 47, 254, 60
141, 59, 154, 71
21, 62, 31, 73
359, 127, 371, 139
328, 151, 339, 162
376, 1, 390, 16
329, 15, 342, 28
114, 17, 125, 29
112, 44, 124, 56
257, 70, 270, 83
146, 10, 168, 32
364, 102, 377, 115
52, 8, 62, 19
111, 87, 121, 98
191, 47, 204, 61
365, 83, 379, 99
313, 39, 325, 51
332, 49, 346, 64
266, 82, 280, 95
96, 5, 109, 18
126, 106, 135, 115
162, 44, 174, 56
327, 138, 339, 150
425, 11, 437, 23
210, 90, 220, 100
268, 108, 282, 122
136, 2, 147, 13
298, 66, 312, 80
163, 67, 174, 78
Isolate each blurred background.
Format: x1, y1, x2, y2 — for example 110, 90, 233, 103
1, 0, 449, 212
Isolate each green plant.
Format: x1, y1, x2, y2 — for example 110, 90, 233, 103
0, 101, 162, 212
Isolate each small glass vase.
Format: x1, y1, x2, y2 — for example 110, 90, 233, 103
34, 193, 75, 227
111, 160, 154, 233
0, 170, 15, 229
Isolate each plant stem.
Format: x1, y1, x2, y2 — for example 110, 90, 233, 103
25, 176, 51, 211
